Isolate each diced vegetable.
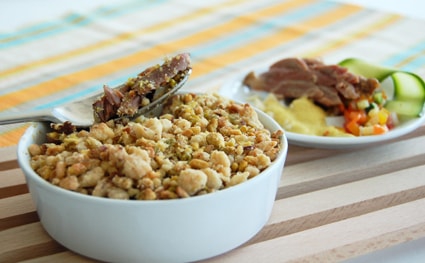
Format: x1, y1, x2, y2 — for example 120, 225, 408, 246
359, 125, 388, 136
344, 106, 391, 136
373, 92, 385, 105
356, 99, 370, 110
344, 109, 367, 136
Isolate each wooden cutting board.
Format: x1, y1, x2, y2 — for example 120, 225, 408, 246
1, 124, 425, 262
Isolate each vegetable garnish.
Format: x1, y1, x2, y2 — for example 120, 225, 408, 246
340, 90, 394, 136
339, 58, 425, 118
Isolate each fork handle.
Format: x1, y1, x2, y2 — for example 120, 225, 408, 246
0, 109, 54, 125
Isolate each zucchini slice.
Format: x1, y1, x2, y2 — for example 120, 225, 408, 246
391, 72, 425, 101
339, 58, 395, 81
385, 100, 424, 117
338, 58, 425, 117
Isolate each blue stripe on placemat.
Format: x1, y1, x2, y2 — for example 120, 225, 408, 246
0, 0, 167, 49
190, 1, 338, 59
382, 40, 425, 71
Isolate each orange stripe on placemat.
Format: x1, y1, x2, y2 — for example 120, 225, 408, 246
303, 14, 402, 57
0, 125, 29, 147
189, 4, 362, 76
0, 0, 314, 112
394, 49, 425, 69
0, 0, 248, 80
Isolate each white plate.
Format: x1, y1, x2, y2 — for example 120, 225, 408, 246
219, 71, 425, 149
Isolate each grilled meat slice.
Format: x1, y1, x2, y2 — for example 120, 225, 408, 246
243, 57, 379, 112
93, 53, 191, 123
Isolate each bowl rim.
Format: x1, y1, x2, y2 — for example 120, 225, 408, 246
18, 107, 287, 205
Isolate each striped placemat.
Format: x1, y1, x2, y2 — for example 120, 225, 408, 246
1, 0, 425, 147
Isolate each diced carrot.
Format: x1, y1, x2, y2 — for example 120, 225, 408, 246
357, 111, 368, 124
373, 125, 388, 135
345, 110, 367, 125
345, 120, 360, 136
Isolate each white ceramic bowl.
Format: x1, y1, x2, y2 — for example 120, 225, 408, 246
17, 108, 288, 263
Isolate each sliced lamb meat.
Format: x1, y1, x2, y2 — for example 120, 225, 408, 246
314, 64, 359, 99
356, 77, 380, 96
244, 68, 317, 92
270, 81, 324, 100
270, 57, 310, 71
316, 85, 343, 106
243, 57, 380, 113
243, 72, 268, 92
93, 53, 191, 123
334, 81, 358, 100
